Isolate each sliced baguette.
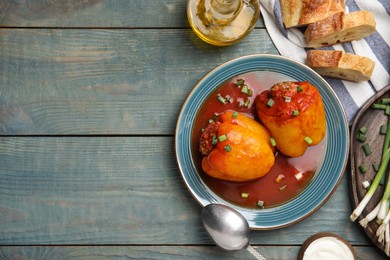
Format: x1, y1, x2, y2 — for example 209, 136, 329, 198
280, 0, 345, 28
306, 50, 375, 82
304, 10, 376, 47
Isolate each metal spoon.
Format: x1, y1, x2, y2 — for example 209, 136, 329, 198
201, 203, 266, 260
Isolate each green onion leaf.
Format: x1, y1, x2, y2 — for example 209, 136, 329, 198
257, 200, 264, 208
356, 133, 366, 143
224, 144, 232, 152
267, 99, 274, 107
359, 126, 368, 134
372, 103, 388, 110
244, 98, 250, 107
241, 192, 249, 199
236, 79, 244, 86
270, 137, 277, 147
293, 110, 299, 116
372, 162, 380, 172
279, 185, 288, 191
241, 85, 249, 94
380, 124, 388, 135
304, 136, 313, 144
218, 134, 228, 142
232, 111, 239, 119
217, 95, 227, 104
362, 143, 372, 156
212, 135, 218, 145
359, 164, 367, 173
297, 86, 303, 92
381, 98, 390, 104
386, 106, 390, 116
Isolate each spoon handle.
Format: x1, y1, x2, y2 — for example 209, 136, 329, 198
246, 245, 266, 260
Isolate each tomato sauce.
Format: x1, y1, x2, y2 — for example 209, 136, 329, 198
191, 72, 326, 209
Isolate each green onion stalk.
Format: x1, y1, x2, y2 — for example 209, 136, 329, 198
350, 147, 390, 222
377, 115, 390, 222
377, 208, 390, 245
359, 201, 381, 228
386, 223, 390, 256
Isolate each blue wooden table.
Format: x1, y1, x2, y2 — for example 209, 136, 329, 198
0, 1, 387, 259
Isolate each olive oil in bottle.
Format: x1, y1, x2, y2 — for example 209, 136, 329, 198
187, 0, 260, 46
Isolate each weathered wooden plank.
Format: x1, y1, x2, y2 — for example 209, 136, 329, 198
0, 0, 265, 28
0, 245, 387, 259
0, 137, 371, 245
0, 29, 277, 135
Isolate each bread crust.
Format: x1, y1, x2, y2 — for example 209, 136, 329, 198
280, 0, 345, 28
304, 10, 376, 47
306, 50, 375, 82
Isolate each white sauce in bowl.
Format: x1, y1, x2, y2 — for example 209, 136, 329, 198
303, 236, 355, 260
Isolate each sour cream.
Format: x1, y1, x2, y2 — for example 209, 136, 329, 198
303, 236, 355, 260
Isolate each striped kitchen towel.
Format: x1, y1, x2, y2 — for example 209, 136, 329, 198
259, 0, 390, 123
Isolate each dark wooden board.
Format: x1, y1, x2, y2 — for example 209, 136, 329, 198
350, 84, 390, 257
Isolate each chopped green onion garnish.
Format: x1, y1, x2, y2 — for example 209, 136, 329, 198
372, 103, 388, 110
275, 174, 285, 183
356, 133, 366, 143
362, 180, 370, 189
257, 200, 264, 208
267, 99, 274, 107
386, 106, 390, 116
279, 185, 288, 191
381, 98, 390, 104
212, 135, 218, 145
381, 124, 388, 135
225, 95, 232, 103
297, 86, 303, 92
232, 111, 239, 119
373, 162, 380, 172
293, 110, 299, 116
224, 144, 232, 152
304, 136, 313, 144
217, 95, 227, 104
362, 143, 372, 156
285, 96, 291, 103
241, 192, 249, 199
241, 85, 249, 94
359, 164, 367, 173
247, 89, 253, 97
244, 98, 250, 107
359, 126, 368, 134
270, 137, 277, 147
236, 79, 244, 86
218, 134, 228, 142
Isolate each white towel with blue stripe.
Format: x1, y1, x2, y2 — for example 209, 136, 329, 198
259, 0, 390, 123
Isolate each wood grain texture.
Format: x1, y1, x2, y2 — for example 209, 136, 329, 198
0, 245, 387, 260
0, 29, 277, 135
0, 0, 265, 28
0, 136, 370, 246
350, 85, 390, 256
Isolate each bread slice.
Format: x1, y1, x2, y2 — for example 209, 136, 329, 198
280, 0, 345, 28
304, 10, 376, 47
306, 50, 375, 82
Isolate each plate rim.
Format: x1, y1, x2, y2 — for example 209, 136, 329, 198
175, 54, 350, 230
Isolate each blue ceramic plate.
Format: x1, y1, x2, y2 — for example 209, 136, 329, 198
175, 54, 349, 230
